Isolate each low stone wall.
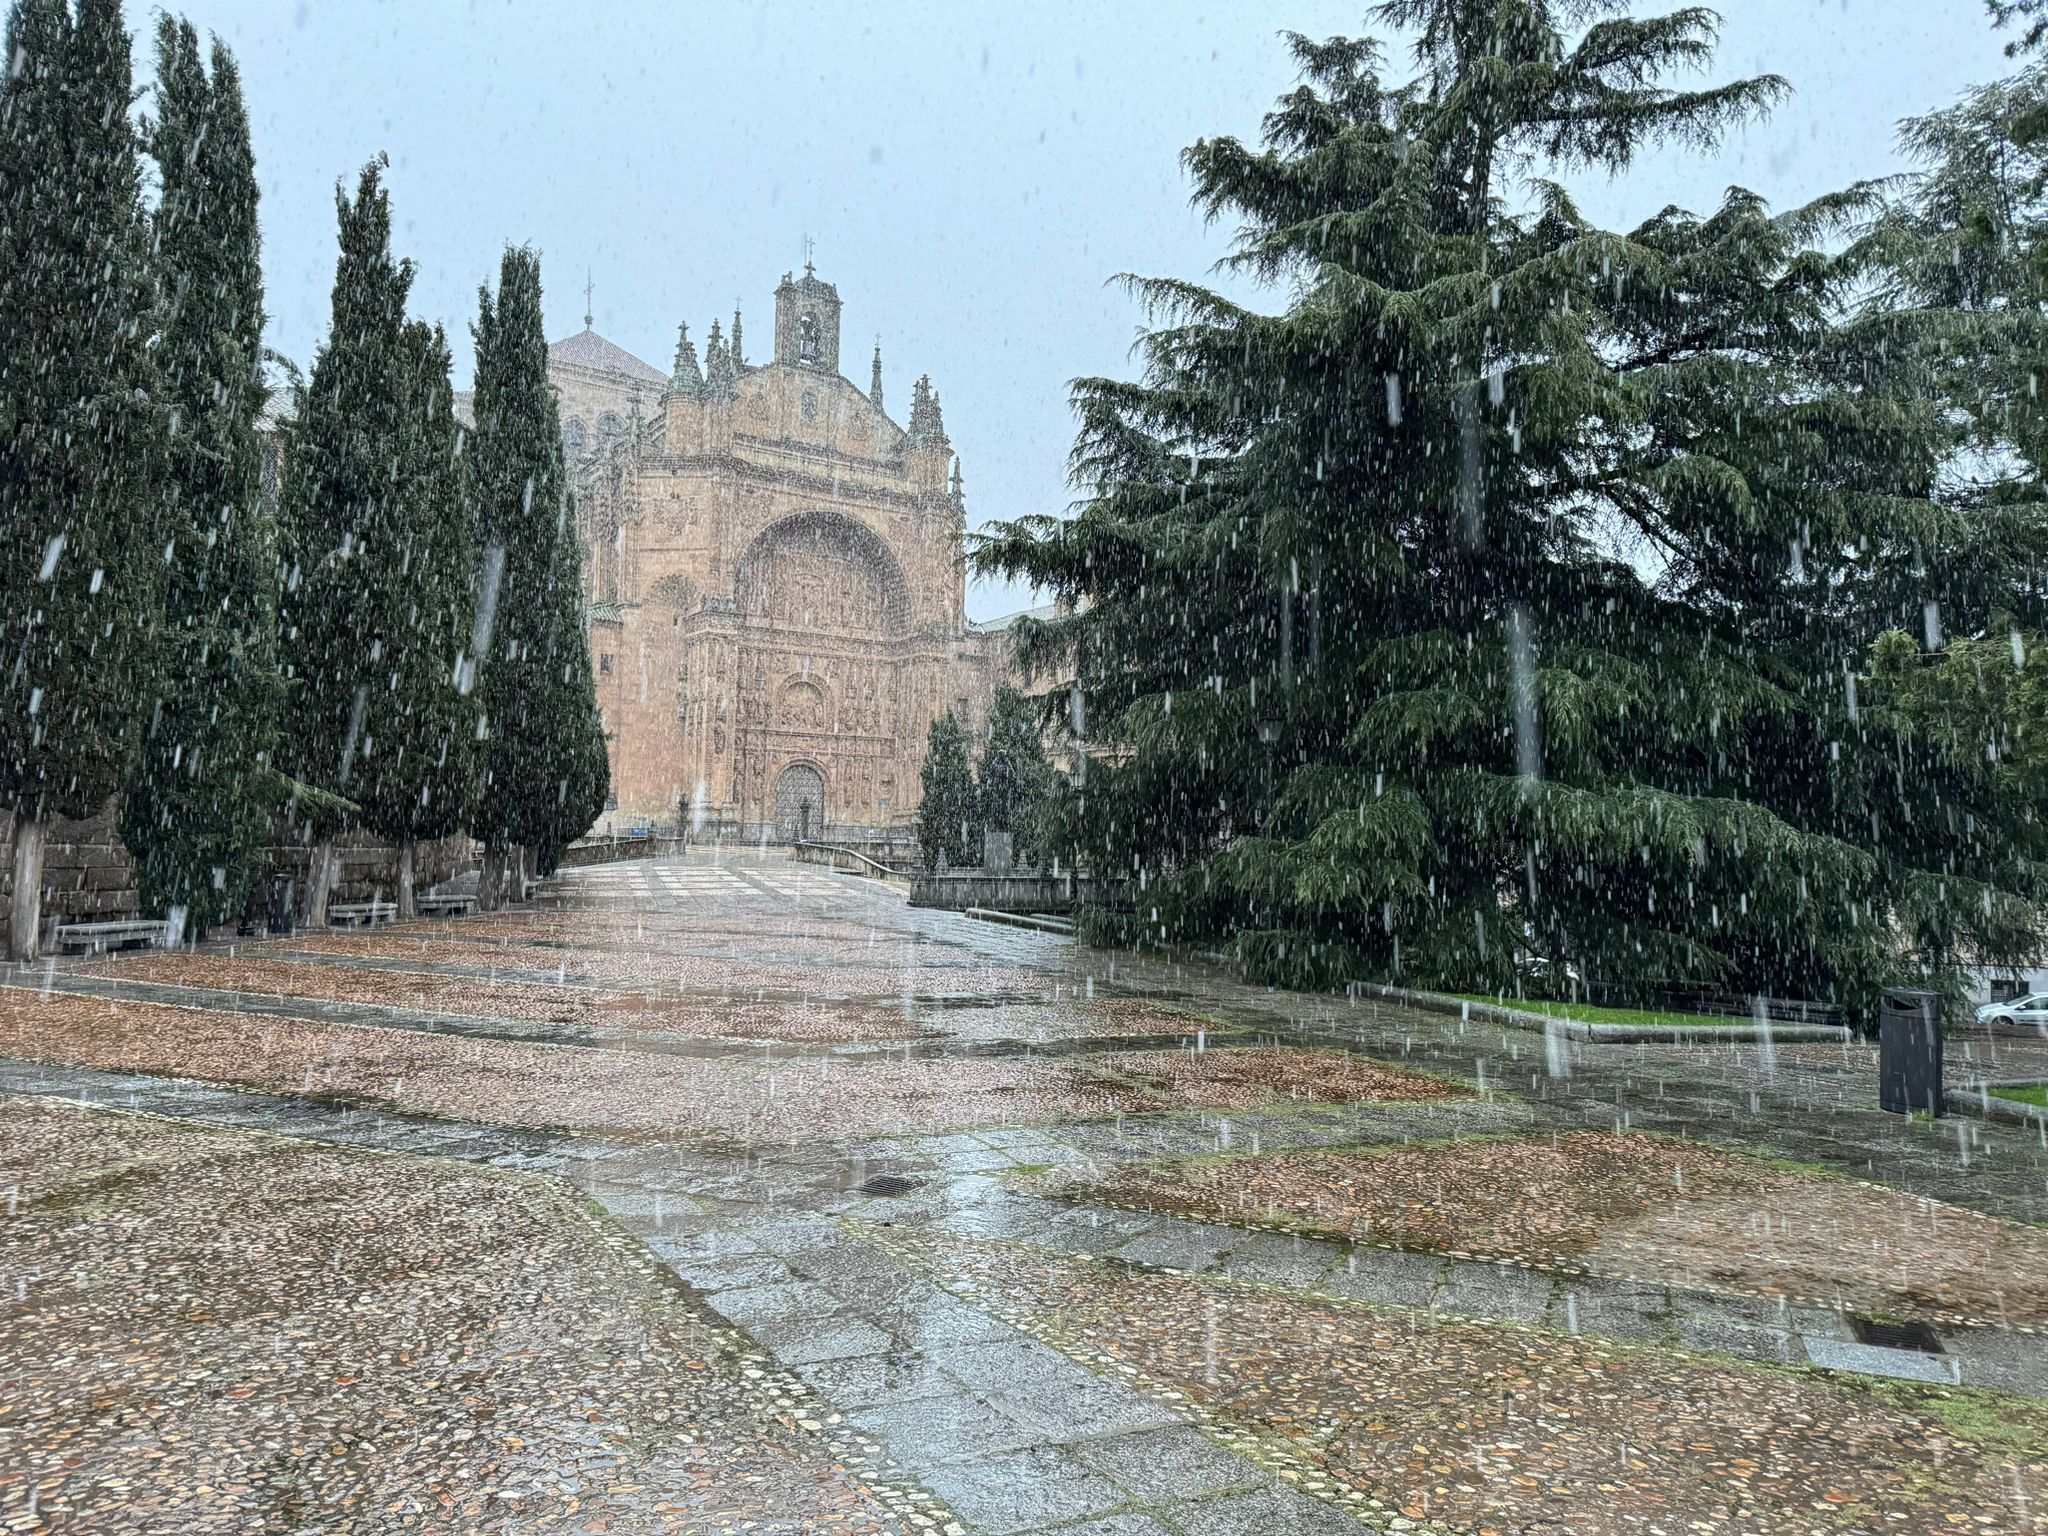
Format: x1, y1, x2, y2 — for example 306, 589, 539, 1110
1, 803, 477, 945
908, 871, 1092, 913
262, 831, 474, 910
816, 836, 918, 873
1356, 981, 1852, 1044
792, 842, 913, 885
1947, 1082, 2048, 1127
0, 805, 141, 937
558, 833, 687, 868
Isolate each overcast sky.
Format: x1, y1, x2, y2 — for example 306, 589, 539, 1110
163, 0, 2016, 619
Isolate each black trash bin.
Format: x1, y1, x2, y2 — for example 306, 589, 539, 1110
266, 875, 296, 936
1879, 987, 1944, 1117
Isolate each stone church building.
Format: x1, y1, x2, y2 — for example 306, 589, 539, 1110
549, 266, 1021, 840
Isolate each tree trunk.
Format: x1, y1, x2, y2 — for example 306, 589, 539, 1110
395, 839, 416, 921
303, 837, 337, 929
478, 844, 504, 912
8, 818, 47, 963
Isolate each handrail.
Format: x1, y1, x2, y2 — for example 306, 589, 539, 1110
794, 840, 908, 881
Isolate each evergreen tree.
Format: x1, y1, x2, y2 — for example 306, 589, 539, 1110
470, 246, 605, 900
0, 0, 161, 960
976, 686, 1057, 867
275, 158, 411, 924
343, 320, 479, 916
1993, 0, 2048, 59
119, 19, 279, 941
530, 498, 608, 877
918, 711, 977, 870
980, 4, 2041, 1010
1857, 55, 2048, 617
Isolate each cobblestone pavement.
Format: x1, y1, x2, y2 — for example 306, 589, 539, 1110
1060, 1130, 2048, 1327
0, 1097, 938, 1535
0, 988, 1463, 1142
872, 1224, 2048, 1536
6, 846, 2048, 1532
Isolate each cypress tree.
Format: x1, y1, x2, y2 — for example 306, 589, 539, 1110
119, 20, 280, 941
531, 503, 609, 876
0, 0, 161, 960
470, 246, 604, 902
917, 711, 977, 871
343, 319, 479, 916
275, 158, 410, 924
976, 686, 1056, 868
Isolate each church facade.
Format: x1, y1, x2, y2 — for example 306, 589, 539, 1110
550, 267, 1020, 840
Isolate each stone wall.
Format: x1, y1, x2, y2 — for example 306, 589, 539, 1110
907, 871, 1093, 913
263, 830, 475, 910
0, 805, 141, 939
0, 802, 475, 945
557, 832, 688, 868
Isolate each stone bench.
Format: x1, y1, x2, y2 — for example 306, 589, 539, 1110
415, 893, 476, 917
327, 900, 397, 927
51, 919, 167, 955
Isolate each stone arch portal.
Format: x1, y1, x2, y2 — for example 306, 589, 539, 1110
772, 762, 826, 842
734, 511, 912, 637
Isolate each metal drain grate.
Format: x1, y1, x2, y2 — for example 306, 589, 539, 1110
857, 1174, 918, 1198
1850, 1316, 1944, 1354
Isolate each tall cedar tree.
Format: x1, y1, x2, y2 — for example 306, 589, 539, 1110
344, 319, 480, 915
275, 159, 411, 924
918, 711, 977, 870
1858, 58, 2048, 616
0, 0, 160, 960
979, 2, 2045, 1010
470, 246, 606, 897
1844, 21, 2048, 972
119, 20, 280, 940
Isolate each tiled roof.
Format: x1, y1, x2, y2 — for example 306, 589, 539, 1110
968, 601, 1061, 633
548, 328, 667, 384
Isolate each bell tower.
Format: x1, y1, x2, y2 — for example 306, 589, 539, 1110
774, 259, 842, 372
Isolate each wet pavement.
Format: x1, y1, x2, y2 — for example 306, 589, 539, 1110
7, 846, 2048, 1532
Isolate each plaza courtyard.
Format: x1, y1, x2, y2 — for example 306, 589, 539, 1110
8, 849, 2048, 1535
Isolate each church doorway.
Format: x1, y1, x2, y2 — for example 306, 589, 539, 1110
771, 763, 826, 843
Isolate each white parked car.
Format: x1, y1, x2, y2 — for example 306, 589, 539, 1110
1978, 993, 2048, 1030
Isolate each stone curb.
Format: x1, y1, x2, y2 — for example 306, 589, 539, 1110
962, 907, 1077, 936
1357, 982, 1852, 1044
1947, 1082, 2048, 1131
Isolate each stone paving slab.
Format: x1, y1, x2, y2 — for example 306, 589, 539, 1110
914, 1446, 1128, 1535
1163, 1487, 1372, 1536
1211, 1228, 1339, 1286
1805, 1337, 1963, 1384
1072, 1426, 1264, 1502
